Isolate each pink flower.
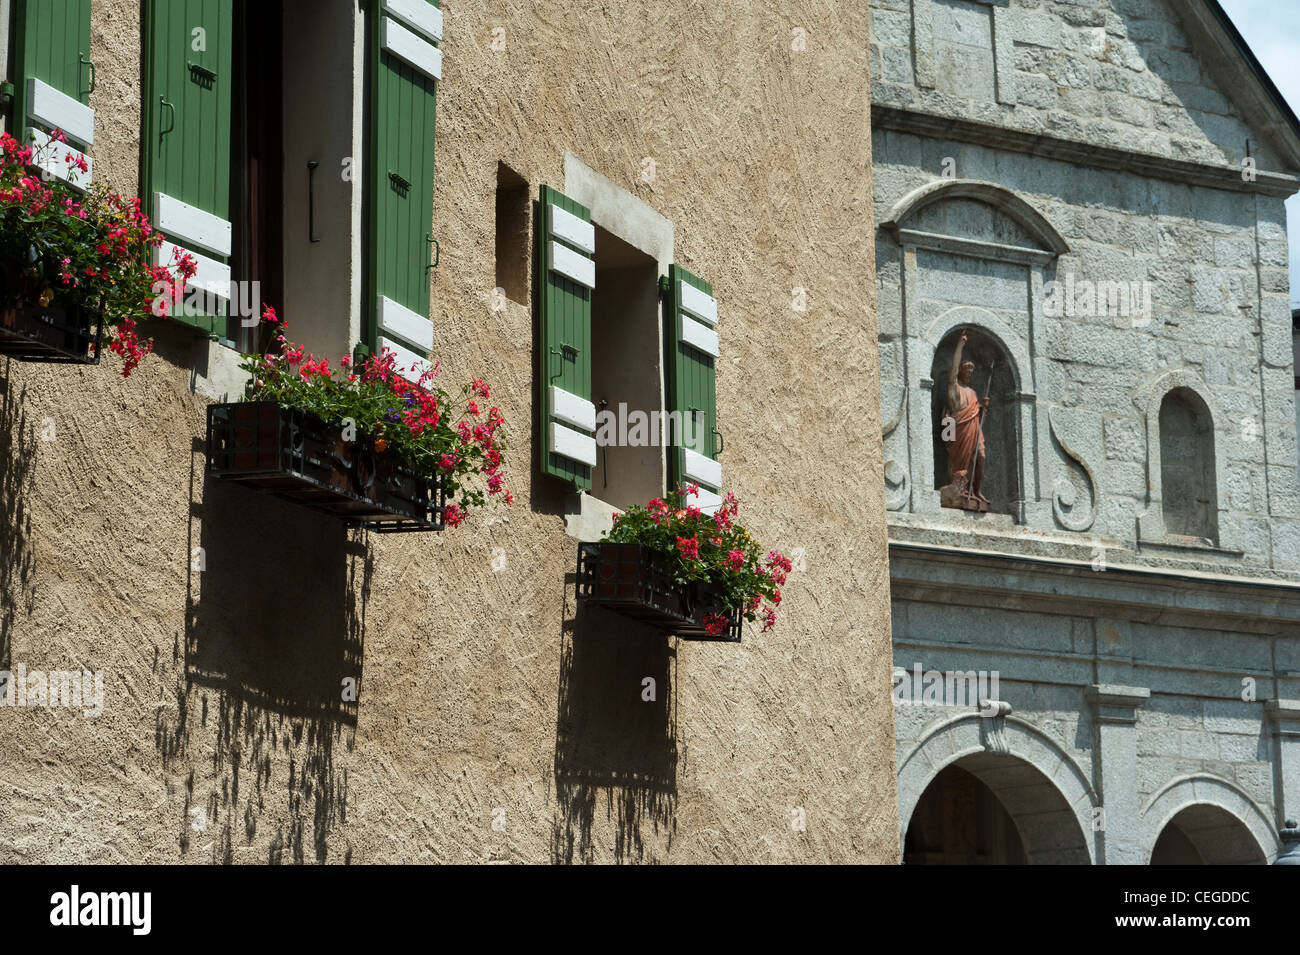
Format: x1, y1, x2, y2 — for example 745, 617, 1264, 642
703, 613, 729, 637
726, 549, 745, 571
676, 536, 700, 561
444, 504, 465, 527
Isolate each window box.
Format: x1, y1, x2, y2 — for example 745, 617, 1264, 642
206, 401, 445, 532
0, 268, 101, 364
576, 541, 742, 642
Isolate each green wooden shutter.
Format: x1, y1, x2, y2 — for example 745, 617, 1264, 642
12, 0, 95, 186
537, 185, 596, 490
366, 0, 442, 384
665, 264, 723, 510
141, 0, 234, 332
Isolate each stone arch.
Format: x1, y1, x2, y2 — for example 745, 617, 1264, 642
1135, 369, 1233, 548
1140, 774, 1276, 864
898, 713, 1098, 864
881, 178, 1070, 257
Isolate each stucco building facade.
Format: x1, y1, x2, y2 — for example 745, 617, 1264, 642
873, 0, 1300, 863
0, 1, 895, 863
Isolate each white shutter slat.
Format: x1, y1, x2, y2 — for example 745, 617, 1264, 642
548, 204, 596, 254
377, 295, 434, 351
382, 16, 443, 82
549, 422, 597, 467
154, 193, 232, 257
678, 280, 718, 326
24, 128, 92, 190
382, 0, 443, 43
678, 313, 719, 357
549, 386, 597, 432
26, 77, 94, 146
378, 335, 434, 385
682, 448, 722, 491
549, 241, 596, 289
156, 241, 231, 303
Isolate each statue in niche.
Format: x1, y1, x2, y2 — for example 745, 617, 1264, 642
939, 331, 991, 512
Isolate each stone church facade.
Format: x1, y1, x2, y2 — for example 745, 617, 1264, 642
872, 0, 1300, 863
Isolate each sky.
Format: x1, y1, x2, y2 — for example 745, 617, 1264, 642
1218, 0, 1300, 306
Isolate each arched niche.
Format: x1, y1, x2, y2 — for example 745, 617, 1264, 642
1140, 774, 1277, 864
1136, 369, 1234, 550
929, 326, 1020, 517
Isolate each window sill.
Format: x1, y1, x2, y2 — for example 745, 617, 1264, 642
564, 491, 621, 542
189, 336, 251, 404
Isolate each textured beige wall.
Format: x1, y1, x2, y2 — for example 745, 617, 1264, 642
0, 0, 895, 863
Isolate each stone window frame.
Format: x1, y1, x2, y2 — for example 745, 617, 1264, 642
559, 151, 676, 541
879, 178, 1068, 525
910, 0, 1017, 105
1134, 369, 1238, 553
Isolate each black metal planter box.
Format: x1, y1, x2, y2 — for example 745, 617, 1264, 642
0, 269, 101, 364
206, 402, 446, 532
576, 542, 742, 642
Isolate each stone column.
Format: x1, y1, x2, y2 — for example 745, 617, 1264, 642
1266, 699, 1300, 827
1087, 684, 1150, 865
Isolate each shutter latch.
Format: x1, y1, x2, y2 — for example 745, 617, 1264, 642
388, 171, 411, 197
187, 61, 217, 88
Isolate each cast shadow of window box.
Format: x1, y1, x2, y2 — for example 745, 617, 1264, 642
576, 542, 742, 643
206, 401, 445, 532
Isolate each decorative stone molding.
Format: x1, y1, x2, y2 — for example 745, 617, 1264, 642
1049, 406, 1100, 533
979, 699, 1012, 754
1086, 684, 1150, 724
1265, 699, 1300, 737
881, 179, 1069, 257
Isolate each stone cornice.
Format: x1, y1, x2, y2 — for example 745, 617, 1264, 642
871, 105, 1300, 200
1087, 684, 1151, 724
888, 539, 1300, 633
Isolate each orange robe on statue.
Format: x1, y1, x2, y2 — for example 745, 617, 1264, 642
945, 383, 984, 488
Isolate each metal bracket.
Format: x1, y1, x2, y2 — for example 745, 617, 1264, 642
389, 171, 411, 196
426, 233, 439, 270
307, 161, 320, 243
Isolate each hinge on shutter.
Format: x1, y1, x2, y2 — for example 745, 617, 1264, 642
0, 82, 13, 111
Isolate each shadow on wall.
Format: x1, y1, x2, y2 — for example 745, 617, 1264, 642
0, 362, 37, 672
552, 579, 678, 864
154, 436, 372, 864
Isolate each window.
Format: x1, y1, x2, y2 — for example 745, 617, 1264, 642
535, 183, 724, 515
1159, 388, 1218, 542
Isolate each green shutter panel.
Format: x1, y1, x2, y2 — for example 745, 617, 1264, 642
665, 264, 723, 512
537, 185, 596, 490
141, 0, 234, 332
12, 0, 95, 187
367, 0, 442, 384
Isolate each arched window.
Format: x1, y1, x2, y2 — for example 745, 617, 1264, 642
1159, 388, 1218, 542
930, 328, 1019, 517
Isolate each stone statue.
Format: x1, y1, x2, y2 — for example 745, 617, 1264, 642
940, 332, 991, 512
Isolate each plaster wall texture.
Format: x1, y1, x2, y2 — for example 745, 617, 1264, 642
0, 0, 896, 864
